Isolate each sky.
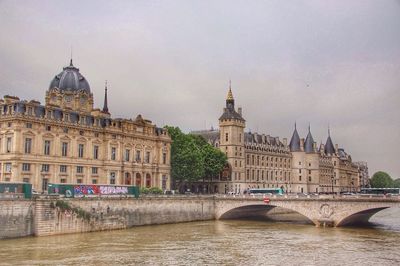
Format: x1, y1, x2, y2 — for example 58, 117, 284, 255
0, 0, 399, 178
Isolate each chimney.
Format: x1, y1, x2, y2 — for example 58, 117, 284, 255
262, 134, 266, 143
238, 107, 242, 116
320, 143, 325, 153
283, 138, 287, 146
313, 142, 317, 152
335, 144, 339, 153
300, 138, 305, 151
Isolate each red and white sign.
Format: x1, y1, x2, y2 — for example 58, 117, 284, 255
263, 197, 270, 204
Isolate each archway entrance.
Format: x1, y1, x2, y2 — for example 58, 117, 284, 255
125, 172, 132, 185
135, 173, 142, 187
146, 173, 151, 188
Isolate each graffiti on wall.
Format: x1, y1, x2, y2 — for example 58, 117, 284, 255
73, 185, 129, 197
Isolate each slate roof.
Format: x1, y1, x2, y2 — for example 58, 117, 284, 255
304, 127, 315, 153
289, 125, 301, 152
49, 59, 91, 93
325, 134, 335, 155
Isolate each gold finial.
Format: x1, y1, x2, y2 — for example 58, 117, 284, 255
227, 80, 234, 100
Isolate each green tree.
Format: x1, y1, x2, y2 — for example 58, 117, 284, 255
166, 126, 204, 190
166, 127, 227, 192
191, 134, 227, 179
370, 171, 394, 188
393, 178, 400, 188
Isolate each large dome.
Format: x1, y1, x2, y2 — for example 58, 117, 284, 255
49, 60, 90, 93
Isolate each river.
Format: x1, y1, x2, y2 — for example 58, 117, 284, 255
0, 208, 399, 265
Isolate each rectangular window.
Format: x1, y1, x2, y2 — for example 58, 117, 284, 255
136, 150, 141, 162
41, 164, 50, 172
26, 123, 32, 128
23, 177, 30, 183
309, 176, 312, 182
125, 149, 130, 162
5, 137, 11, 152
162, 153, 167, 164
60, 165, 67, 173
22, 163, 31, 171
77, 179, 82, 184
92, 179, 97, 184
62, 142, 68, 156
225, 133, 228, 142
78, 144, 84, 158
110, 172, 116, 184
25, 138, 32, 154
60, 178, 66, 184
145, 151, 150, 163
77, 166, 83, 174
93, 145, 99, 159
92, 167, 98, 174
44, 140, 51, 155
5, 163, 12, 173
111, 147, 116, 160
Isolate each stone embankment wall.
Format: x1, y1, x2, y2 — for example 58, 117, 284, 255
1, 196, 215, 238
0, 199, 35, 239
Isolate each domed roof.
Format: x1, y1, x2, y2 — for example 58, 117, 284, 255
49, 60, 90, 93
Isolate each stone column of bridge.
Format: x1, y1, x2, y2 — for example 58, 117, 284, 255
214, 196, 400, 227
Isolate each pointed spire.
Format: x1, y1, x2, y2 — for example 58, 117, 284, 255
289, 122, 301, 152
325, 125, 335, 155
70, 46, 73, 66
304, 123, 314, 153
227, 80, 234, 101
103, 80, 109, 113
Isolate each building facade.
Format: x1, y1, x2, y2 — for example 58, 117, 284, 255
289, 125, 360, 194
193, 85, 362, 194
354, 161, 370, 188
0, 60, 171, 192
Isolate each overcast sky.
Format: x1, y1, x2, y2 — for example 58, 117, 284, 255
1, 0, 399, 178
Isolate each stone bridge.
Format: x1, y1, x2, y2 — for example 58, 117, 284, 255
214, 195, 400, 227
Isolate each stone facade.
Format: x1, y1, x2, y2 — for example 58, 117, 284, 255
289, 126, 360, 194
193, 85, 362, 194
0, 60, 171, 191
354, 161, 370, 188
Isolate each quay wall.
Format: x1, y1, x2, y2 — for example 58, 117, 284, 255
0, 199, 35, 239
1, 196, 216, 238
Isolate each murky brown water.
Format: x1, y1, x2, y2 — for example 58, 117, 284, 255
0, 208, 399, 266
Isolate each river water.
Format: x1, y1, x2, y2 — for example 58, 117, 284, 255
0, 208, 399, 266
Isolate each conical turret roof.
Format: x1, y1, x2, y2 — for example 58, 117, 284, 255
289, 123, 301, 152
304, 125, 314, 153
325, 128, 335, 155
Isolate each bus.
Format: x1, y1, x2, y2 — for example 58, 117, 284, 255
248, 188, 284, 195
360, 188, 400, 195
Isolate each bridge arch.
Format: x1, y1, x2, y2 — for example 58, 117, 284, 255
215, 197, 399, 227
336, 207, 390, 227
219, 203, 314, 224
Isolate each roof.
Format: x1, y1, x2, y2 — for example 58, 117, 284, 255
49, 60, 91, 93
289, 125, 301, 152
219, 108, 245, 121
325, 135, 335, 155
304, 127, 314, 153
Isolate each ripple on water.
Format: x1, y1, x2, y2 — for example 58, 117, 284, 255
0, 208, 400, 265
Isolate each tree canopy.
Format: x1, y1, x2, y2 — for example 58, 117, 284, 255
393, 178, 400, 188
165, 126, 227, 190
370, 171, 394, 188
